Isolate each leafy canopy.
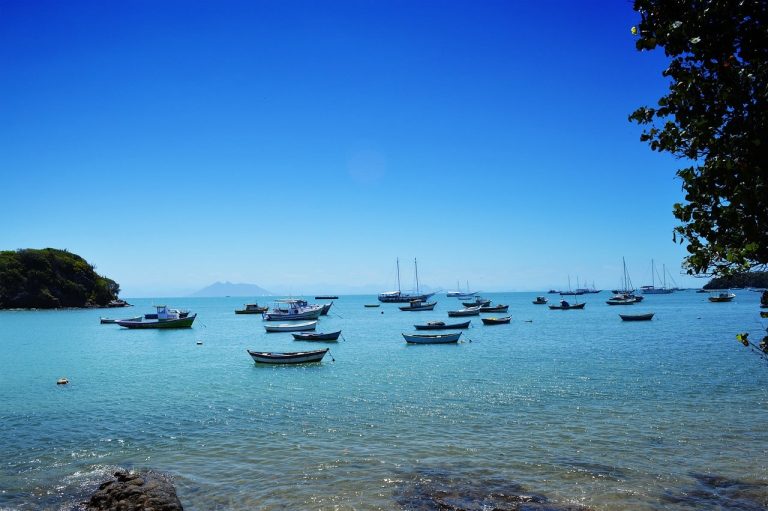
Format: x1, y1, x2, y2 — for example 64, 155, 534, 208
629, 0, 767, 275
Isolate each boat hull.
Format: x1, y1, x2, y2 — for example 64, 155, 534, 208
402, 332, 461, 344
447, 307, 481, 317
399, 301, 437, 311
481, 316, 510, 325
262, 309, 322, 321
100, 316, 142, 324
414, 321, 471, 330
292, 330, 341, 341
117, 315, 196, 329
378, 292, 435, 303
264, 321, 317, 333
619, 313, 655, 321
247, 348, 328, 364
479, 305, 508, 313
548, 303, 586, 310
235, 308, 268, 314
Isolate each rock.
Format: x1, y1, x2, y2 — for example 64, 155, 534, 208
84, 470, 183, 511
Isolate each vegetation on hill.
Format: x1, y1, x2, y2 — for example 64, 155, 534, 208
629, 0, 767, 276
0, 248, 120, 309
704, 272, 768, 290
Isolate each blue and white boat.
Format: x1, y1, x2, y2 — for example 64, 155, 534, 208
402, 332, 462, 344
262, 299, 323, 321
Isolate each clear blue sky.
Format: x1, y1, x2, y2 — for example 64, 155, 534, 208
0, 0, 703, 296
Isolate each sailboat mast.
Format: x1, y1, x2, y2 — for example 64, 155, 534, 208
414, 258, 420, 294
396, 258, 401, 293
651, 259, 655, 288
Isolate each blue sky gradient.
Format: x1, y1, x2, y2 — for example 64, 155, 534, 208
0, 1, 703, 296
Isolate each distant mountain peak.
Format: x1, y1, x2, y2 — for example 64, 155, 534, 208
190, 281, 273, 297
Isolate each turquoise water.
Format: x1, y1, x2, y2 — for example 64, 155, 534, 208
1, 292, 767, 510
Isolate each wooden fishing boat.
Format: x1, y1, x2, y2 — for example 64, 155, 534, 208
399, 299, 437, 311
292, 330, 341, 341
100, 315, 142, 324
548, 301, 585, 310
234, 303, 268, 314
760, 311, 768, 318
479, 304, 508, 313
532, 296, 548, 304
619, 312, 654, 321
708, 292, 736, 302
413, 320, 471, 330
462, 299, 491, 307
117, 315, 196, 329
402, 332, 462, 344
364, 304, 380, 308
320, 302, 333, 315
606, 294, 637, 305
264, 321, 317, 333
481, 316, 511, 325
247, 348, 329, 364
447, 306, 481, 317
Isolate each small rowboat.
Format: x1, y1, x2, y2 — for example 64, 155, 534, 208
479, 304, 508, 313
619, 313, 654, 321
264, 321, 317, 333
291, 330, 341, 341
462, 299, 491, 307
364, 304, 380, 308
413, 320, 471, 330
247, 348, 329, 364
100, 316, 142, 324
481, 316, 511, 325
548, 301, 585, 310
447, 306, 481, 317
402, 332, 462, 344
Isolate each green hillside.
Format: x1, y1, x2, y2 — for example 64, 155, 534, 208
0, 248, 120, 309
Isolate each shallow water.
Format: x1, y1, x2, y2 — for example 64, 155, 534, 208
1, 292, 767, 510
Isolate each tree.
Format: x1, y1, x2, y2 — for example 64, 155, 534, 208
629, 0, 767, 276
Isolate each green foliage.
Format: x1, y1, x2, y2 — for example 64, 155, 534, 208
629, 0, 767, 276
0, 248, 121, 309
704, 271, 768, 290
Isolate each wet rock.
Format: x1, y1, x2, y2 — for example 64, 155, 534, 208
662, 472, 768, 510
84, 470, 183, 511
394, 467, 591, 511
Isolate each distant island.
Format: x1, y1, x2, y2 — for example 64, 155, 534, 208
190, 281, 273, 297
704, 271, 768, 290
0, 248, 122, 309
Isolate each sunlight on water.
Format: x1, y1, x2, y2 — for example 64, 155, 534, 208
1, 292, 767, 510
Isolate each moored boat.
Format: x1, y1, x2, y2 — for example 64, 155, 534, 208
247, 348, 329, 364
100, 315, 142, 324
118, 306, 196, 329
708, 292, 736, 302
315, 295, 338, 300
606, 294, 637, 305
533, 296, 548, 304
402, 332, 462, 344
234, 303, 268, 314
292, 330, 341, 341
479, 304, 508, 313
364, 304, 380, 308
462, 298, 491, 307
481, 316, 511, 325
264, 321, 317, 333
548, 300, 585, 310
413, 320, 471, 330
447, 306, 482, 317
378, 258, 435, 303
262, 299, 323, 321
399, 299, 437, 311
619, 312, 655, 321
320, 302, 333, 315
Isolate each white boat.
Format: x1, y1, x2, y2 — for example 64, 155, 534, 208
264, 321, 317, 333
247, 348, 328, 364
399, 299, 437, 311
262, 299, 323, 321
447, 306, 481, 317
708, 291, 736, 302
446, 280, 479, 298
378, 258, 435, 303
402, 332, 462, 344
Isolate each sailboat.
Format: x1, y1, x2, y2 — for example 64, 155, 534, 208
641, 260, 673, 294
609, 257, 643, 303
446, 280, 479, 298
378, 258, 436, 303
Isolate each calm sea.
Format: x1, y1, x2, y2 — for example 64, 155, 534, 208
1, 292, 767, 510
